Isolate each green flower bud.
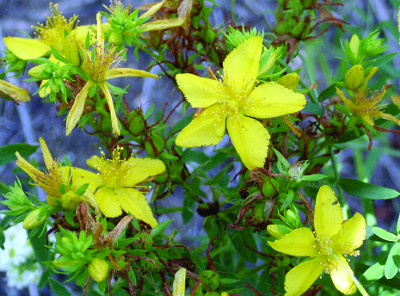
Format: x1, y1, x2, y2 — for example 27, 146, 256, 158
28, 64, 48, 80
292, 20, 306, 38
23, 208, 47, 230
277, 73, 300, 90
345, 64, 364, 90
64, 34, 81, 66
88, 258, 109, 282
267, 224, 284, 239
199, 270, 220, 291
346, 34, 361, 64
60, 191, 81, 210
204, 28, 216, 44
262, 178, 280, 197
109, 32, 124, 46
275, 21, 290, 35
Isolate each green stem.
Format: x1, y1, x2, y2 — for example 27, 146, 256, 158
331, 253, 370, 296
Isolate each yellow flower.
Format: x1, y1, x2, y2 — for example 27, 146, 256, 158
175, 37, 306, 170
0, 79, 30, 102
336, 67, 400, 127
269, 185, 366, 296
86, 147, 165, 228
3, 3, 79, 61
66, 13, 158, 136
16, 137, 99, 211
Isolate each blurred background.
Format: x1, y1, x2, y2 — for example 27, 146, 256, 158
1, 0, 400, 294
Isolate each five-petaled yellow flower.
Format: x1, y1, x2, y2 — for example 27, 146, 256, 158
86, 147, 165, 228
66, 13, 158, 136
269, 185, 366, 296
175, 37, 306, 170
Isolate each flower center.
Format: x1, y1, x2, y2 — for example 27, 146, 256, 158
93, 147, 133, 189
32, 3, 78, 53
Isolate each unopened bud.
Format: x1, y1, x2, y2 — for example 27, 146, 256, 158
267, 224, 284, 239
277, 73, 300, 90
64, 34, 81, 66
88, 258, 109, 282
109, 32, 123, 46
60, 191, 81, 210
23, 208, 47, 230
28, 64, 48, 80
349, 34, 360, 62
345, 64, 364, 90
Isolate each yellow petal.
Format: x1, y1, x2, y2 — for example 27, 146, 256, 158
223, 36, 262, 94
376, 112, 400, 126
284, 257, 325, 296
268, 227, 318, 257
98, 82, 120, 136
332, 212, 366, 253
70, 167, 103, 193
122, 158, 166, 187
330, 254, 357, 295
15, 152, 45, 182
176, 103, 227, 147
336, 87, 356, 111
94, 188, 122, 218
314, 185, 343, 241
241, 82, 306, 119
105, 68, 158, 80
172, 268, 186, 296
3, 37, 50, 60
96, 13, 105, 56
66, 79, 95, 135
176, 74, 222, 108
140, 0, 168, 19
116, 188, 158, 228
39, 137, 54, 170
0, 79, 30, 102
140, 18, 184, 31
226, 112, 270, 170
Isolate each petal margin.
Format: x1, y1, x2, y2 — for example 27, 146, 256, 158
241, 82, 306, 119
223, 36, 262, 94
330, 254, 357, 295
314, 185, 343, 241
116, 188, 158, 228
226, 112, 270, 170
332, 212, 366, 253
268, 227, 318, 257
284, 257, 325, 296
176, 103, 227, 147
176, 74, 222, 108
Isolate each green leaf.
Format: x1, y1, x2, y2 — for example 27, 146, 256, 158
372, 227, 398, 242
339, 178, 400, 200
385, 242, 400, 279
49, 278, 73, 296
273, 149, 290, 171
396, 214, 400, 235
317, 84, 337, 102
302, 174, 326, 181
0, 143, 38, 166
304, 101, 323, 116
230, 228, 257, 263
29, 229, 50, 264
149, 219, 173, 238
362, 260, 385, 283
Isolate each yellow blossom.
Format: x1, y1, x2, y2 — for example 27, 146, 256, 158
15, 137, 99, 211
66, 13, 158, 136
0, 79, 30, 102
175, 37, 306, 170
268, 185, 366, 296
86, 147, 165, 228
